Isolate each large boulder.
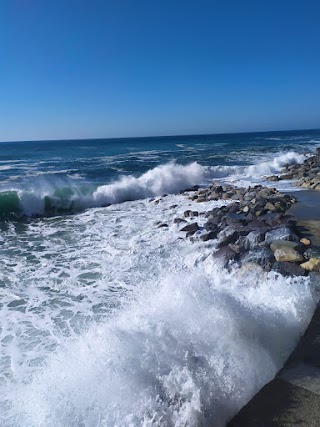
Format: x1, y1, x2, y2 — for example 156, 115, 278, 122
274, 247, 304, 262
216, 226, 239, 248
180, 222, 199, 235
212, 246, 238, 268
273, 261, 306, 277
240, 247, 275, 270
264, 227, 299, 243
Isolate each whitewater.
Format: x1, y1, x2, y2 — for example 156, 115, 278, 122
0, 130, 320, 426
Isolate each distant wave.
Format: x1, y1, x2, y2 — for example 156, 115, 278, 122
0, 151, 306, 219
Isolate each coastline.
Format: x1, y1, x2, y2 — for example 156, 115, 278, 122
224, 157, 320, 425
175, 150, 320, 426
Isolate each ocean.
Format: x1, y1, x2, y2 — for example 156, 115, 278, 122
0, 129, 319, 426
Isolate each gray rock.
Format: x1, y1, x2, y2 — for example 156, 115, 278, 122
240, 247, 275, 270
173, 217, 187, 224
264, 227, 299, 243
212, 246, 238, 267
243, 230, 266, 250
216, 226, 239, 248
200, 231, 218, 241
180, 222, 199, 233
273, 262, 306, 277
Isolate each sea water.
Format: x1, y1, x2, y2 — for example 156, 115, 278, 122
0, 130, 319, 426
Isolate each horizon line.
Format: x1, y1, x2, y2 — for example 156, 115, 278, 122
1, 126, 319, 144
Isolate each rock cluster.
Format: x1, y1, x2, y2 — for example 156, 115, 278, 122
266, 147, 320, 189
175, 184, 320, 276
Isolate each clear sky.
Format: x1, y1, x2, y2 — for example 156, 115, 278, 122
1, 0, 320, 141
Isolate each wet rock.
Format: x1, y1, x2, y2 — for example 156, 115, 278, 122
200, 231, 218, 242
180, 222, 199, 233
173, 217, 187, 224
243, 230, 266, 250
266, 175, 280, 181
240, 247, 275, 270
216, 226, 239, 248
212, 246, 238, 267
304, 247, 320, 260
300, 258, 320, 272
274, 247, 304, 262
264, 227, 299, 243
273, 261, 306, 277
157, 223, 168, 228
270, 240, 299, 252
234, 263, 266, 284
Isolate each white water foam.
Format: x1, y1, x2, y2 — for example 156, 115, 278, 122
0, 194, 316, 426
0, 150, 308, 217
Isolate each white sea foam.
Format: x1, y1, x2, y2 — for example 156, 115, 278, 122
0, 150, 307, 216
0, 195, 316, 426
93, 162, 206, 205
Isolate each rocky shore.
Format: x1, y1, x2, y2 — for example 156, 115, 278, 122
171, 183, 320, 276
267, 147, 320, 190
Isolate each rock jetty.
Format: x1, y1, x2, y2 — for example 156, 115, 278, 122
267, 147, 320, 189
173, 184, 320, 276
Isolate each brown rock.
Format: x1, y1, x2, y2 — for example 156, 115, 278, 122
274, 248, 304, 262
300, 238, 311, 246
300, 258, 320, 272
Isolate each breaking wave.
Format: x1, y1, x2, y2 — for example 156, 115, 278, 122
0, 151, 305, 218
3, 266, 315, 426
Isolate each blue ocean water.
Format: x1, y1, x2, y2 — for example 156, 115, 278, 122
1, 129, 319, 218
0, 129, 319, 426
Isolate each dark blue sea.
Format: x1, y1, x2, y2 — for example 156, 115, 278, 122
0, 129, 319, 426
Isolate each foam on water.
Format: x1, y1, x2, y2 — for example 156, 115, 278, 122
0, 194, 316, 426
0, 150, 308, 218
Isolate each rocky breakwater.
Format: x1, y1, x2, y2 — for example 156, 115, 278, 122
175, 184, 320, 277
267, 147, 320, 189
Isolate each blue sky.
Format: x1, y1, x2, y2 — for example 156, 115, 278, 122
1, 0, 320, 141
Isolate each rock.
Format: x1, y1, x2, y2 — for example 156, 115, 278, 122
264, 227, 299, 243
265, 202, 276, 211
243, 230, 266, 250
240, 247, 275, 270
234, 263, 266, 284
173, 218, 187, 224
300, 258, 320, 272
196, 197, 206, 203
216, 226, 239, 248
228, 243, 246, 254
184, 210, 192, 218
273, 261, 306, 277
300, 237, 311, 246
270, 240, 299, 252
242, 206, 249, 213
304, 247, 320, 260
266, 175, 280, 181
180, 223, 199, 233
157, 223, 168, 228
274, 247, 304, 262
212, 246, 238, 267
200, 231, 218, 241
